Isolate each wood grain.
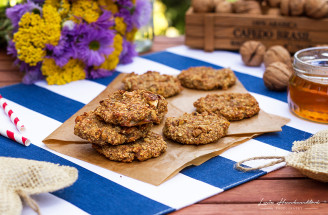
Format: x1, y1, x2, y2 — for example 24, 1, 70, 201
171, 203, 328, 215
202, 179, 328, 203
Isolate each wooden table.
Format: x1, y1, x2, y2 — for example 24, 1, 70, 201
1, 36, 327, 215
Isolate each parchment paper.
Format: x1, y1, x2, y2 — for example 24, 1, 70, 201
43, 74, 290, 185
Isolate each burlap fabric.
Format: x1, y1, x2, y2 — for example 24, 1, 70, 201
235, 129, 328, 182
0, 157, 78, 215
292, 129, 328, 152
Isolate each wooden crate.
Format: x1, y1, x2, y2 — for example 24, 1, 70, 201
185, 8, 328, 53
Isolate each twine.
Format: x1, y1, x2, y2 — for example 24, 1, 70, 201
17, 190, 41, 215
235, 156, 286, 171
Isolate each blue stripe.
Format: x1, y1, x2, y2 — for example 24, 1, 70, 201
142, 51, 287, 103
0, 84, 84, 123
91, 71, 121, 86
0, 136, 173, 215
181, 156, 265, 190
255, 126, 312, 151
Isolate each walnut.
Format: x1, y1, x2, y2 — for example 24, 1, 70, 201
280, 0, 306, 16
233, 0, 262, 14
263, 45, 292, 68
192, 0, 214, 13
240, 41, 266, 66
215, 0, 233, 13
266, 8, 281, 16
266, 0, 282, 7
305, 0, 328, 18
263, 62, 293, 91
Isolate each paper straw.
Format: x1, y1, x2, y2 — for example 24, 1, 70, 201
0, 127, 30, 146
0, 94, 25, 132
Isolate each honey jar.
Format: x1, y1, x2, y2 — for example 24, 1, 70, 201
288, 47, 328, 123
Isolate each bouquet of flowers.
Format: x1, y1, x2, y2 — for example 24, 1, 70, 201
6, 0, 151, 85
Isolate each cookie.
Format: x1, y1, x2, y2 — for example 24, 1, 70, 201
194, 93, 260, 121
177, 66, 236, 90
122, 71, 183, 98
94, 90, 168, 127
74, 111, 152, 146
92, 132, 167, 162
163, 112, 230, 145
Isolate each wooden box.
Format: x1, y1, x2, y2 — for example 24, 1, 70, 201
185, 8, 328, 53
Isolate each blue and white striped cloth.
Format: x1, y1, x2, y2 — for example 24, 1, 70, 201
0, 46, 324, 215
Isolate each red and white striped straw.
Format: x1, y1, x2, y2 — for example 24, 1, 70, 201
0, 94, 25, 132
0, 127, 30, 146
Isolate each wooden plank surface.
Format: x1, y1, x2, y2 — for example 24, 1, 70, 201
0, 36, 327, 215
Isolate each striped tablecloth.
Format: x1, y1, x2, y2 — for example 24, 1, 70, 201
0, 46, 325, 215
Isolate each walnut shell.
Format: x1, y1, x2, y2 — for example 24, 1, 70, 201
263, 45, 292, 68
233, 0, 262, 14
266, 8, 281, 15
240, 41, 266, 66
263, 62, 293, 91
192, 0, 214, 13
215, 1, 233, 13
305, 0, 328, 18
267, 0, 281, 7
280, 0, 305, 16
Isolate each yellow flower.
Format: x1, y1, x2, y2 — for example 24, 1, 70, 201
71, 0, 101, 23
42, 5, 62, 45
13, 5, 61, 66
126, 28, 137, 42
98, 0, 118, 14
45, 0, 70, 19
59, 0, 71, 18
42, 58, 86, 85
115, 17, 126, 35
97, 34, 123, 71
44, 0, 59, 7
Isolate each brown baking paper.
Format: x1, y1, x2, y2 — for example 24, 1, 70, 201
43, 74, 290, 185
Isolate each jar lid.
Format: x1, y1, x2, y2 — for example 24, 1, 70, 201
293, 47, 328, 77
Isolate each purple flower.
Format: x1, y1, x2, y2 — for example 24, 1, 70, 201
87, 68, 114, 79
8, 41, 43, 84
7, 41, 17, 58
132, 0, 152, 28
120, 39, 137, 64
91, 10, 115, 29
21, 63, 44, 84
116, 1, 134, 32
6, 0, 41, 31
74, 24, 115, 66
117, 0, 134, 8
30, 0, 45, 5
46, 24, 77, 67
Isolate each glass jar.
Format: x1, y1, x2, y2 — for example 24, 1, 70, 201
288, 47, 328, 123
134, 0, 154, 53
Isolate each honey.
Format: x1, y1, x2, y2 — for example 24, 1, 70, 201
288, 47, 328, 123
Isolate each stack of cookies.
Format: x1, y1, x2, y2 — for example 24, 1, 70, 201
74, 90, 168, 162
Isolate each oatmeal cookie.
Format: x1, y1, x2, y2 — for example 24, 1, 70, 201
122, 71, 183, 98
74, 111, 152, 146
177, 66, 236, 90
94, 90, 168, 127
92, 132, 167, 162
163, 112, 230, 145
194, 93, 260, 121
